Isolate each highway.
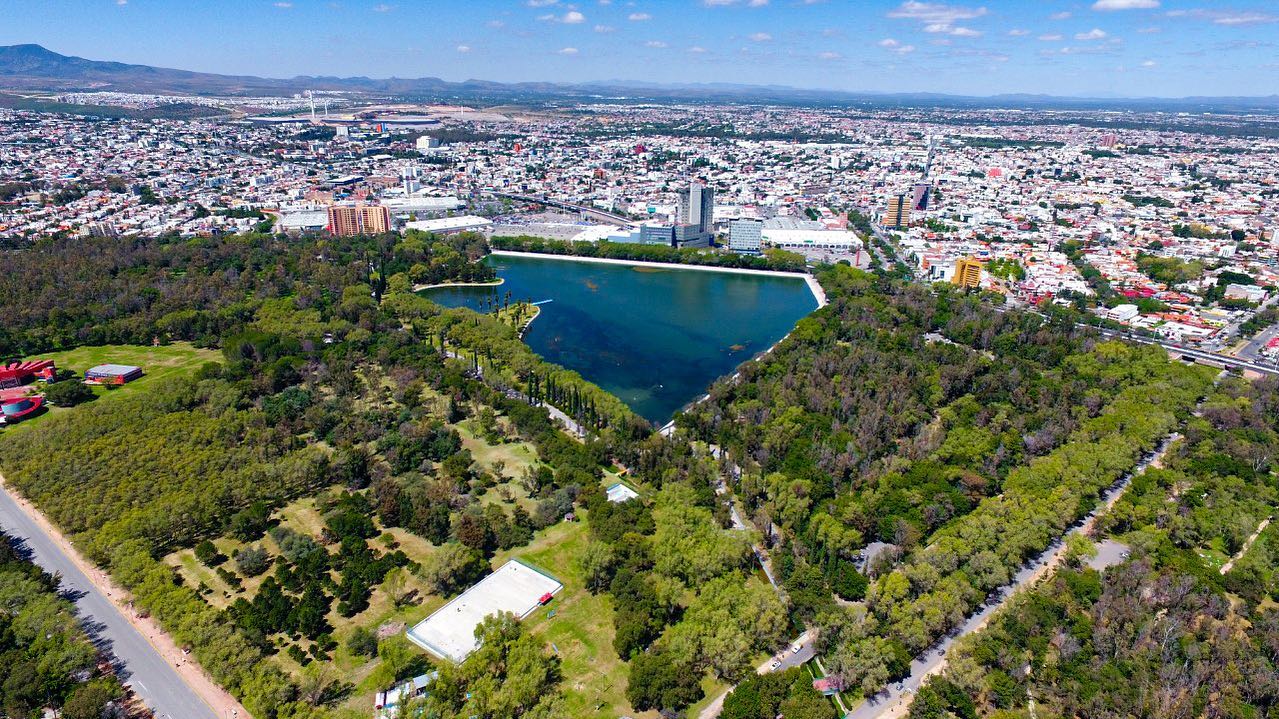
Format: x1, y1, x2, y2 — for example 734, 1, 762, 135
479, 189, 637, 226
0, 482, 221, 719
844, 432, 1181, 719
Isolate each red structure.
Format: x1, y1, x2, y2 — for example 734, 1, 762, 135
538, 592, 554, 606
0, 395, 44, 424
0, 360, 56, 389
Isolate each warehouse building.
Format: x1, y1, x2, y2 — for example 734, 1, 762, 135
84, 364, 144, 385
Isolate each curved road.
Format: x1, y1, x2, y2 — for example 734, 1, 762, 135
845, 431, 1181, 719
0, 483, 221, 719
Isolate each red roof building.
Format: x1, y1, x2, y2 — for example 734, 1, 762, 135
0, 360, 55, 389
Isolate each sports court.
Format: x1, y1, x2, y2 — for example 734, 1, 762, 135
405, 559, 562, 662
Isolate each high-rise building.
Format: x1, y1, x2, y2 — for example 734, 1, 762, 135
676, 182, 715, 246
952, 257, 984, 289
728, 219, 763, 254
328, 204, 391, 237
884, 193, 911, 229
911, 182, 932, 212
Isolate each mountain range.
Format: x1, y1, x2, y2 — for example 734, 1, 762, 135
3, 43, 1279, 113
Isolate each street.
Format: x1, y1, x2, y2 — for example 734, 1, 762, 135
0, 483, 221, 719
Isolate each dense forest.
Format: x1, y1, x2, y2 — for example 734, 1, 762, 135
913, 376, 1279, 718
681, 264, 1216, 697
0, 531, 126, 719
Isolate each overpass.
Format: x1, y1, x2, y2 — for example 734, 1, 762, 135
480, 189, 637, 227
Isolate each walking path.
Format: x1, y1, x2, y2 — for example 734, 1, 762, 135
0, 472, 246, 719
1221, 516, 1271, 574
844, 431, 1182, 719
698, 629, 817, 719
412, 278, 505, 292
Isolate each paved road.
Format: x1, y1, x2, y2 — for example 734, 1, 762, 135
698, 629, 817, 719
844, 432, 1180, 719
0, 486, 220, 719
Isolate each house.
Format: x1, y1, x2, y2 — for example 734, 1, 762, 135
374, 672, 436, 719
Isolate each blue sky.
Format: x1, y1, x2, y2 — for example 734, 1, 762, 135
5, 0, 1277, 97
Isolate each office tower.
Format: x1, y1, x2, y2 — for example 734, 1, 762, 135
728, 219, 763, 253
884, 193, 911, 229
328, 204, 391, 237
952, 257, 984, 288
677, 182, 715, 245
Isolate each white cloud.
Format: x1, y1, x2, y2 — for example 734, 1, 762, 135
527, 0, 558, 6
748, 31, 772, 41
116, 0, 127, 4
628, 12, 651, 21
456, 45, 471, 53
1008, 28, 1030, 36
887, 1, 988, 25
1141, 59, 1157, 66
1137, 25, 1160, 33
1074, 27, 1108, 40
645, 40, 668, 48
896, 44, 916, 53
486, 20, 505, 28
704, 0, 769, 5
1209, 11, 1278, 26
273, 1, 292, 7
1092, 0, 1158, 9
593, 24, 615, 32
555, 46, 579, 55
562, 9, 585, 23
1038, 33, 1063, 40
818, 51, 842, 59
688, 46, 708, 53
372, 3, 393, 12
1049, 11, 1071, 20
878, 37, 901, 47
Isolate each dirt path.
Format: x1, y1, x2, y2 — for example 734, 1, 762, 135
0, 471, 250, 719
1221, 516, 1271, 575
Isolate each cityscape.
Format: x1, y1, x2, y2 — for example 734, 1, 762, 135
2, 2, 1279, 719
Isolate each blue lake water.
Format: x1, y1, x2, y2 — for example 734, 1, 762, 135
421, 254, 818, 423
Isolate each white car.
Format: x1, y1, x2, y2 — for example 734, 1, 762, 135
770, 660, 781, 670
791, 643, 803, 654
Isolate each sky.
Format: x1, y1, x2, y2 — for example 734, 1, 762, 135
4, 0, 1278, 98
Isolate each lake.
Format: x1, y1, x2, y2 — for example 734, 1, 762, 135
421, 253, 818, 424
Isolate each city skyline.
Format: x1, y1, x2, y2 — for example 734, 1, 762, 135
4, 0, 1277, 99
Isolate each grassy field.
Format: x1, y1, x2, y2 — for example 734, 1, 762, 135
493, 515, 656, 719
3, 342, 219, 432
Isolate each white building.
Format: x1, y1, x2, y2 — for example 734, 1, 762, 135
405, 215, 493, 235
728, 219, 763, 253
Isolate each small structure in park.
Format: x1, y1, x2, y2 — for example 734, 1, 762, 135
375, 672, 436, 719
0, 395, 44, 424
84, 364, 143, 385
605, 482, 640, 504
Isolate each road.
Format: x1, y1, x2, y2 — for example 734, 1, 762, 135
844, 431, 1181, 719
698, 629, 817, 719
0, 481, 222, 719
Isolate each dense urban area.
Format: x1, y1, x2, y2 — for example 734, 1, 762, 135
2, 36, 1279, 719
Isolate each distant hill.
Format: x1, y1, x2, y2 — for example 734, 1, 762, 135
3, 43, 1279, 113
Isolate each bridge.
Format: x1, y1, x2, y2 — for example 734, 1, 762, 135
480, 189, 637, 227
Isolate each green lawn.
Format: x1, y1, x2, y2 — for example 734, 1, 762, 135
493, 516, 657, 719
3, 342, 219, 432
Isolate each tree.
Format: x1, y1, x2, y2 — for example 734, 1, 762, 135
579, 540, 616, 593
626, 648, 704, 712
418, 542, 486, 596
346, 626, 379, 658
61, 680, 121, 719
234, 546, 271, 576
44, 379, 95, 407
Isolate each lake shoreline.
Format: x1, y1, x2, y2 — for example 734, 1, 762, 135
488, 250, 827, 307
412, 278, 505, 292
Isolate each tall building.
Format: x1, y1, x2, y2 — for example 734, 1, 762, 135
952, 257, 984, 289
728, 219, 763, 254
911, 182, 932, 212
676, 182, 715, 246
328, 205, 391, 237
884, 193, 911, 229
